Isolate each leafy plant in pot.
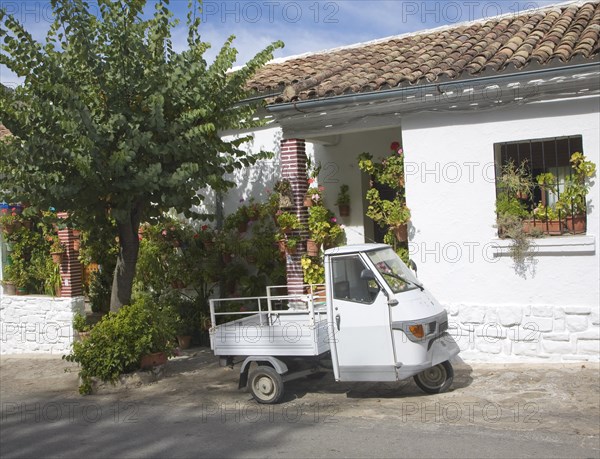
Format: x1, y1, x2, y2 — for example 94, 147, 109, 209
557, 152, 596, 234
49, 237, 65, 264
494, 160, 539, 269
64, 294, 179, 394
73, 311, 92, 341
335, 184, 351, 217
274, 179, 294, 208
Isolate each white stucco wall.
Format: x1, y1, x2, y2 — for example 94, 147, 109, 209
0, 295, 83, 354
401, 96, 600, 361
191, 126, 283, 219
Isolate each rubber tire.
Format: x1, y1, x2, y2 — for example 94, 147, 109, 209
248, 366, 284, 404
413, 360, 454, 394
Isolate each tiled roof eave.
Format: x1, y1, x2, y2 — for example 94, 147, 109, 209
266, 59, 600, 112
250, 1, 600, 104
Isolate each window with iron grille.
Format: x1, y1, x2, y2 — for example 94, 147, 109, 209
494, 135, 589, 236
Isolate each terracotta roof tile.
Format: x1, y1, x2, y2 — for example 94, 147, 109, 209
251, 1, 600, 103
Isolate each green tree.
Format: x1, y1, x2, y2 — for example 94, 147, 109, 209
0, 0, 283, 310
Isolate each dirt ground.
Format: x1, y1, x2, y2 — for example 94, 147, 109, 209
1, 350, 599, 439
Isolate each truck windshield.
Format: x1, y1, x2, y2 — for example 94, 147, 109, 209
367, 248, 423, 293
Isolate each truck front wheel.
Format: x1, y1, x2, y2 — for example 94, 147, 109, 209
248, 366, 284, 404
414, 360, 454, 394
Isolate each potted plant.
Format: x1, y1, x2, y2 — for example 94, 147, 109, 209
274, 179, 294, 208
336, 184, 351, 217
1, 279, 16, 296
170, 294, 196, 349
300, 255, 326, 301
64, 294, 179, 394
276, 211, 302, 233
4, 262, 28, 295
359, 150, 411, 242
559, 152, 596, 234
0, 206, 23, 235
49, 237, 65, 264
285, 235, 301, 255
73, 311, 92, 341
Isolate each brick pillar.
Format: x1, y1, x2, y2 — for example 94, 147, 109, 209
281, 138, 309, 295
57, 213, 83, 297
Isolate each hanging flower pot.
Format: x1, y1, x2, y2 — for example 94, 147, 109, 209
393, 224, 408, 242
277, 239, 287, 254
306, 239, 319, 257
338, 204, 350, 217
303, 195, 313, 207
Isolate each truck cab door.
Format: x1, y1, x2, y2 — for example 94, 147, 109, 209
327, 254, 397, 382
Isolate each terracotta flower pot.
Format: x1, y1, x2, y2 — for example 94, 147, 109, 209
177, 335, 192, 350
523, 219, 563, 235
140, 351, 168, 370
565, 215, 586, 234
303, 195, 313, 207
277, 239, 287, 254
72, 239, 81, 251
338, 204, 350, 217
3, 282, 16, 296
393, 224, 408, 242
306, 239, 319, 257
51, 252, 63, 264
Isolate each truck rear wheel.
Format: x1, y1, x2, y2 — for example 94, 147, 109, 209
248, 366, 284, 404
414, 360, 454, 394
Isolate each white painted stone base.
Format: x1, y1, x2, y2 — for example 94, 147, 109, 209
448, 304, 600, 362
0, 295, 84, 355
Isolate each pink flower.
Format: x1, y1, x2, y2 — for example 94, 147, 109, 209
308, 178, 315, 184
397, 148, 404, 155
330, 217, 337, 223
161, 229, 167, 236
318, 186, 325, 192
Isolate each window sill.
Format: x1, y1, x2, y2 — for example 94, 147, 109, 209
492, 235, 596, 256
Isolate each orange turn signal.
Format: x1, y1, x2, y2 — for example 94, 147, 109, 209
409, 324, 425, 339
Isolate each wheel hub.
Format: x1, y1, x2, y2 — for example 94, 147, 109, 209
256, 376, 274, 396
420, 366, 445, 388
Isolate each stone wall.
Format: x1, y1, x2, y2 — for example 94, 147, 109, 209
449, 304, 600, 362
0, 295, 84, 354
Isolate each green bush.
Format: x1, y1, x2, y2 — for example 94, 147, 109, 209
64, 294, 178, 394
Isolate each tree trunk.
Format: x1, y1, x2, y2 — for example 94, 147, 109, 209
110, 205, 142, 312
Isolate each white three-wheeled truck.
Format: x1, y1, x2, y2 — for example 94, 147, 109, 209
209, 244, 460, 404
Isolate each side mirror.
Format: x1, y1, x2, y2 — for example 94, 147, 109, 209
360, 268, 376, 281
408, 259, 418, 277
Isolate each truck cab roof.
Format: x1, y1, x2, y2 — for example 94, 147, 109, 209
324, 243, 389, 256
